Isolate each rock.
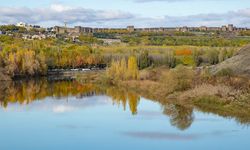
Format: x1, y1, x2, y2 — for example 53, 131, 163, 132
211, 45, 250, 77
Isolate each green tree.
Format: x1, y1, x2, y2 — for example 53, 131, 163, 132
139, 50, 150, 69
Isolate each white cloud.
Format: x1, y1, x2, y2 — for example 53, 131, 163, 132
0, 4, 249, 27
0, 4, 134, 26
50, 4, 72, 12
53, 105, 75, 113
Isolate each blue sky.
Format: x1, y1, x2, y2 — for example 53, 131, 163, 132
1, 0, 250, 27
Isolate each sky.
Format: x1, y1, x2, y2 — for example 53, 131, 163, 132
1, 0, 250, 28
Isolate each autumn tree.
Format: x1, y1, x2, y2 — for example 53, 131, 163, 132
127, 56, 139, 80
106, 56, 139, 82
5, 52, 18, 76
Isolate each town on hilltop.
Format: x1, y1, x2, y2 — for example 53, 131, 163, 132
0, 22, 250, 44
54, 24, 249, 34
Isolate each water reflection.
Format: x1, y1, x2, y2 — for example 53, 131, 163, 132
0, 79, 104, 108
163, 104, 194, 130
0, 79, 140, 116
123, 131, 199, 140
0, 78, 250, 130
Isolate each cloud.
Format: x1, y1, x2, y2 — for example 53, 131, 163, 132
0, 4, 250, 27
122, 130, 239, 140
122, 132, 199, 140
52, 105, 75, 113
0, 4, 134, 26
2, 95, 110, 113
133, 8, 250, 27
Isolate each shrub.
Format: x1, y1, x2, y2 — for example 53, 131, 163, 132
165, 51, 176, 68
179, 56, 195, 66
161, 65, 195, 93
216, 68, 233, 77
175, 49, 192, 56
206, 49, 219, 65
139, 50, 151, 69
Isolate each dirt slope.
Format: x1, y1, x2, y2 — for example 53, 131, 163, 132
211, 45, 250, 77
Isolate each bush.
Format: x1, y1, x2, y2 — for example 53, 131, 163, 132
165, 51, 176, 68
139, 50, 151, 69
216, 68, 233, 77
206, 49, 219, 65
161, 65, 195, 93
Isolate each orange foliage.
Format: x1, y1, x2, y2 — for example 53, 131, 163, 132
175, 49, 192, 56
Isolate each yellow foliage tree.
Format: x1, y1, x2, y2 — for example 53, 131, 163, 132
106, 56, 139, 82
127, 56, 139, 80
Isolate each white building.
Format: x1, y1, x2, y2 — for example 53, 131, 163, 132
32, 34, 46, 40
16, 22, 28, 27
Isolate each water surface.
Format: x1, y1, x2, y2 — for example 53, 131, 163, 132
0, 79, 249, 150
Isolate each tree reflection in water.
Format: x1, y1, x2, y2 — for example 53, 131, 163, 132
0, 78, 250, 130
0, 79, 140, 115
163, 104, 194, 130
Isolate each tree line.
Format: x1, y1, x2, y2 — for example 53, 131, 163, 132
0, 35, 237, 78
121, 36, 250, 47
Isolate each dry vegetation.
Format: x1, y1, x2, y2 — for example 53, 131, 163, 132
100, 64, 250, 124
105, 65, 250, 103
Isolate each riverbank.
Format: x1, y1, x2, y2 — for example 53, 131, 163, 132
1, 70, 250, 125
94, 66, 250, 124
73, 66, 249, 104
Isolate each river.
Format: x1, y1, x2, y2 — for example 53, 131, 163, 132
0, 79, 249, 150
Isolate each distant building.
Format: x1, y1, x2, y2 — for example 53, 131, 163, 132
181, 26, 189, 32
164, 27, 176, 32
199, 26, 207, 31
228, 24, 234, 32
46, 34, 56, 38
0, 31, 2, 35
127, 26, 135, 32
33, 25, 41, 29
101, 39, 121, 45
207, 27, 221, 31
52, 24, 247, 35
222, 25, 227, 31
16, 22, 28, 28
46, 27, 54, 32
22, 34, 32, 40
32, 34, 46, 40
54, 26, 93, 34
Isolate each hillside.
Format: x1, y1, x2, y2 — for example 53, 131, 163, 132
211, 45, 250, 77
